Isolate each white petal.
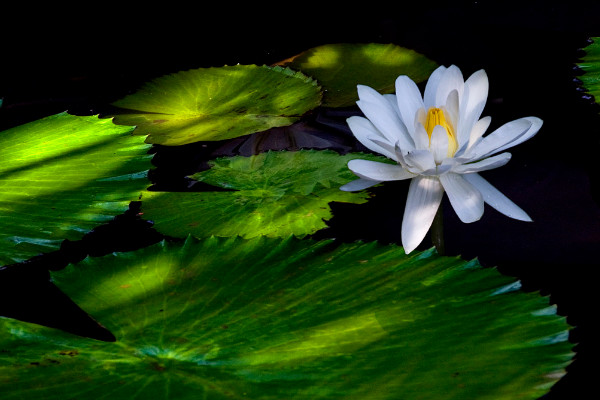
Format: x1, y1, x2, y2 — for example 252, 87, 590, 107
357, 84, 386, 104
395, 75, 425, 136
393, 143, 415, 172
404, 150, 436, 173
467, 116, 491, 150
357, 85, 415, 151
383, 94, 400, 117
444, 89, 459, 129
424, 65, 447, 108
413, 122, 430, 150
357, 100, 414, 151
464, 70, 488, 103
420, 165, 452, 177
463, 70, 489, 114
347, 116, 397, 160
340, 178, 381, 192
492, 116, 542, 153
466, 117, 541, 161
452, 152, 511, 174
457, 70, 489, 147
430, 125, 449, 165
348, 159, 414, 181
401, 176, 444, 254
435, 65, 464, 107
463, 173, 532, 221
455, 116, 492, 157
439, 157, 459, 170
439, 173, 484, 223
414, 106, 427, 127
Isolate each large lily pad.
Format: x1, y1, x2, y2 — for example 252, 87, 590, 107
141, 150, 387, 239
578, 37, 600, 104
0, 236, 572, 399
110, 65, 322, 146
0, 112, 152, 266
277, 43, 438, 107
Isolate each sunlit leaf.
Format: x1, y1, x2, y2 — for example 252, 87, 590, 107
277, 43, 438, 107
141, 150, 386, 239
578, 37, 600, 104
0, 236, 572, 399
110, 65, 322, 146
0, 112, 152, 266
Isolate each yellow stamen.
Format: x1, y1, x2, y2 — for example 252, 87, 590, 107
424, 107, 458, 157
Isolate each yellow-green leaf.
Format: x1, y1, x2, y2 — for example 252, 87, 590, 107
277, 43, 438, 107
110, 65, 322, 146
0, 112, 152, 266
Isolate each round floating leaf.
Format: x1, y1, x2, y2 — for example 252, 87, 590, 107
578, 37, 600, 104
0, 236, 572, 399
141, 150, 387, 239
0, 112, 152, 266
110, 65, 322, 146
277, 43, 438, 107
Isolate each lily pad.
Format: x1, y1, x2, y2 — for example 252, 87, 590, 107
110, 65, 322, 146
0, 236, 572, 399
0, 112, 152, 266
578, 37, 600, 104
141, 150, 386, 239
276, 43, 438, 107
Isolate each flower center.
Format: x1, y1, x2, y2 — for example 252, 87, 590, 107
424, 107, 458, 157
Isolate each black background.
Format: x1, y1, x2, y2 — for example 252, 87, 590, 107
1, 1, 599, 398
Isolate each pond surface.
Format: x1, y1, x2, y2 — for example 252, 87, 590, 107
1, 3, 599, 399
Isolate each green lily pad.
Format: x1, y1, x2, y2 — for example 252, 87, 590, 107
277, 43, 438, 107
0, 236, 572, 399
110, 65, 322, 146
578, 37, 600, 104
0, 112, 152, 266
141, 150, 386, 239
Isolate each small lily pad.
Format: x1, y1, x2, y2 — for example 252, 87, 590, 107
578, 37, 600, 104
0, 236, 572, 399
141, 150, 388, 239
277, 43, 438, 107
110, 65, 322, 146
0, 112, 152, 266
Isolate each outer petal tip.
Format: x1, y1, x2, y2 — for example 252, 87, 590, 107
527, 116, 543, 132
462, 173, 533, 222
402, 242, 417, 255
340, 178, 381, 192
356, 84, 378, 100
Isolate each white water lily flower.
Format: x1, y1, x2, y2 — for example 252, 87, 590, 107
341, 65, 542, 254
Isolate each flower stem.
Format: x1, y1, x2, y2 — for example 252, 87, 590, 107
431, 204, 445, 255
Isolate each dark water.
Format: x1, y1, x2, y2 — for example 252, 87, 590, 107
1, 2, 599, 398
